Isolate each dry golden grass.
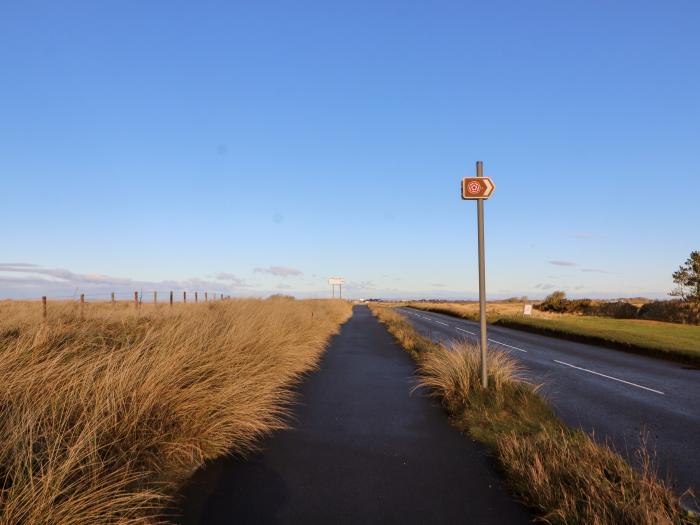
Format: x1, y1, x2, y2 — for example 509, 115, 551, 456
416, 339, 530, 408
370, 304, 697, 524
498, 428, 687, 524
408, 300, 551, 319
0, 298, 351, 524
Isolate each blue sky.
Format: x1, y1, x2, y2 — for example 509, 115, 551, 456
1, 1, 698, 300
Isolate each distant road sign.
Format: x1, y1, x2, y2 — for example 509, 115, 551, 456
523, 304, 533, 316
328, 277, 345, 285
461, 177, 495, 200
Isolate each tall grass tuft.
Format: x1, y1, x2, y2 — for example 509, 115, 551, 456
0, 298, 351, 524
417, 341, 526, 408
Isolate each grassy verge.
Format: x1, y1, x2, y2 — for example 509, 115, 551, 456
408, 302, 700, 366
0, 298, 352, 524
370, 304, 697, 524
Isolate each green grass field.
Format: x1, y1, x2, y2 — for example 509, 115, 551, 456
498, 315, 700, 361
408, 302, 700, 364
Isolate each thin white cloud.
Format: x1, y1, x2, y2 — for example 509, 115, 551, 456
549, 260, 577, 267
253, 266, 302, 277
581, 268, 610, 274
534, 283, 557, 290
0, 263, 251, 299
0, 263, 132, 284
0, 262, 38, 267
213, 272, 247, 286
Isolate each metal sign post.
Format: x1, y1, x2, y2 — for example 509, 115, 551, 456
462, 161, 495, 388
328, 277, 345, 299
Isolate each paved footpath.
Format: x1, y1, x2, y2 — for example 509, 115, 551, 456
174, 305, 531, 524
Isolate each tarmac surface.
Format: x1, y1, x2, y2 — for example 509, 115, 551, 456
397, 306, 700, 510
174, 305, 531, 524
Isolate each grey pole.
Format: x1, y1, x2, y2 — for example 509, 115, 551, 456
339, 283, 342, 299
476, 160, 488, 388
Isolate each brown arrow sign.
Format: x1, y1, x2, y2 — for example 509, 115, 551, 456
461, 177, 495, 200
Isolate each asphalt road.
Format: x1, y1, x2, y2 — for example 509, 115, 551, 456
397, 306, 700, 507
174, 305, 531, 524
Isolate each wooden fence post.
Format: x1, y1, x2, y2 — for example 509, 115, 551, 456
195, 292, 198, 303
183, 291, 187, 303
221, 293, 224, 301
205, 292, 208, 302
111, 292, 115, 306
134, 291, 138, 308
42, 296, 47, 319
153, 291, 157, 304
80, 294, 85, 318
170, 291, 173, 306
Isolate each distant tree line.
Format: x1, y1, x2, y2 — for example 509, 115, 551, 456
537, 292, 637, 317
536, 251, 700, 324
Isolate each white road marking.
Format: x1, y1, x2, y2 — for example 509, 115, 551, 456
405, 309, 664, 395
488, 338, 527, 353
410, 315, 450, 326
454, 327, 527, 352
553, 360, 665, 395
409, 312, 527, 353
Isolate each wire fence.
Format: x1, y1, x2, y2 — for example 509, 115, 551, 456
26, 290, 231, 302
21, 290, 234, 319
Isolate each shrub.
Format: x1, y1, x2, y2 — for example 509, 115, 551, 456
569, 298, 594, 314
504, 296, 529, 303
538, 291, 569, 312
639, 300, 700, 325
538, 293, 593, 314
593, 301, 640, 319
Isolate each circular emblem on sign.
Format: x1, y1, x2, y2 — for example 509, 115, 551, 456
467, 180, 482, 194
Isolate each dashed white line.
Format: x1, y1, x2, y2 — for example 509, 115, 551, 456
553, 360, 665, 395
403, 309, 666, 396
488, 338, 527, 353
454, 327, 527, 352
